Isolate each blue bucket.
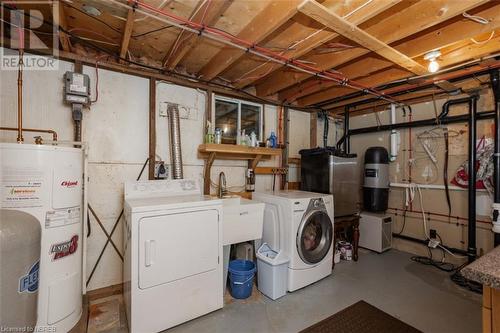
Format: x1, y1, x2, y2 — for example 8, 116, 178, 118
228, 259, 256, 299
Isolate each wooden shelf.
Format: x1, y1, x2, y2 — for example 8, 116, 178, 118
198, 144, 282, 194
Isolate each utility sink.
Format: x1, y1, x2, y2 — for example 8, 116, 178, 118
213, 195, 265, 245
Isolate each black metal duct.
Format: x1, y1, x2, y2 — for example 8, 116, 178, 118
491, 70, 500, 247
339, 97, 487, 262
340, 110, 494, 137
467, 96, 478, 263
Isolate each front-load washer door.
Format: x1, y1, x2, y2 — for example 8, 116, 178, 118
138, 209, 219, 289
296, 210, 332, 265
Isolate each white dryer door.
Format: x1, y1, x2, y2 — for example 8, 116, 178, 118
138, 209, 219, 289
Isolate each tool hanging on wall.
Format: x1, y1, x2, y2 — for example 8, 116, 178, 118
443, 127, 452, 216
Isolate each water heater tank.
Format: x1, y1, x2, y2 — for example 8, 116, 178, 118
363, 147, 389, 212
0, 210, 41, 330
0, 143, 83, 332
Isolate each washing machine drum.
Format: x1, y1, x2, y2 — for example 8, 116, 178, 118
296, 210, 333, 264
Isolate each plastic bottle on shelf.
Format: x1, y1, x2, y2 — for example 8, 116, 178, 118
269, 131, 277, 148
214, 128, 222, 144
250, 131, 257, 147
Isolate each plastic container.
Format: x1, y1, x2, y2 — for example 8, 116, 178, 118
269, 131, 277, 148
228, 259, 256, 299
256, 243, 289, 300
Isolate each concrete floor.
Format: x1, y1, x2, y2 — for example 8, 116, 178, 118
167, 249, 482, 333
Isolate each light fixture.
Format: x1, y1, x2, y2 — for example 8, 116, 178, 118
424, 50, 441, 73
82, 4, 102, 17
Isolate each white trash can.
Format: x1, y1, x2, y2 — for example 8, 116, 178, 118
256, 243, 289, 300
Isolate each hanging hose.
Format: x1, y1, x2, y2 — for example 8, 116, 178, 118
443, 128, 452, 216
322, 110, 329, 148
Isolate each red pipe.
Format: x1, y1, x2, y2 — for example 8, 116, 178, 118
129, 0, 397, 104
387, 207, 491, 225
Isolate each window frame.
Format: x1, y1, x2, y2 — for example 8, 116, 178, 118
212, 95, 264, 142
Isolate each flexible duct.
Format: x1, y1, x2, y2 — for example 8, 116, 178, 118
167, 103, 183, 179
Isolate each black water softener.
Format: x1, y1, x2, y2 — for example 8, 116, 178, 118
363, 147, 390, 212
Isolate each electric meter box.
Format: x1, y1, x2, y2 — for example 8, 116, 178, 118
64, 71, 90, 105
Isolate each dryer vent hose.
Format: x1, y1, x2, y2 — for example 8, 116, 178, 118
168, 103, 183, 179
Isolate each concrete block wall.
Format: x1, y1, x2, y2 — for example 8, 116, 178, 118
0, 52, 292, 290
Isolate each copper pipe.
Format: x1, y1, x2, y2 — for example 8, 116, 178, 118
0, 127, 58, 141
17, 49, 24, 143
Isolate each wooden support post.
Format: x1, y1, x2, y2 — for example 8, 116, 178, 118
149, 78, 156, 180
310, 112, 317, 148
204, 152, 216, 195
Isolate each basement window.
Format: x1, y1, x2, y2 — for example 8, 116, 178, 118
213, 95, 263, 144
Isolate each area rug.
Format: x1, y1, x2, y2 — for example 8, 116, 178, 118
300, 300, 422, 333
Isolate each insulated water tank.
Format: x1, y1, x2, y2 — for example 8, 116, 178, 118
0, 210, 41, 330
0, 143, 83, 332
363, 147, 389, 212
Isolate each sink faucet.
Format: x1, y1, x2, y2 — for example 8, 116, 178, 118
218, 172, 227, 198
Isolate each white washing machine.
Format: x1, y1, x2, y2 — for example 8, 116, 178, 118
253, 190, 334, 292
123, 179, 223, 333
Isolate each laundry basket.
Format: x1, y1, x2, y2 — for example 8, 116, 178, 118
256, 243, 289, 300
228, 259, 256, 299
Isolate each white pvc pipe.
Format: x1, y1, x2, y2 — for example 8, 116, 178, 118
389, 104, 399, 162
390, 182, 488, 192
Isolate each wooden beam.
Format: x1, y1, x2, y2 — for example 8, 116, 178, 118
298, 0, 427, 75
119, 9, 135, 63
233, 0, 401, 89
256, 0, 489, 97
149, 78, 156, 180
285, 3, 500, 105
197, 0, 302, 81
163, 0, 232, 70
56, 1, 72, 52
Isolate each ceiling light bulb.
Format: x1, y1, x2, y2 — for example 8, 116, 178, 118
428, 59, 439, 73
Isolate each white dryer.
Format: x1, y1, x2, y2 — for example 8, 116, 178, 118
124, 179, 223, 333
253, 191, 334, 292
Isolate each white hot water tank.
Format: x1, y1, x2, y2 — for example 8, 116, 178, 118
0, 143, 83, 332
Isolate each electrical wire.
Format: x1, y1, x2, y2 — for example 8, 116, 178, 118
1, 5, 316, 112
131, 25, 175, 38
462, 11, 490, 25
107, 0, 407, 108
470, 30, 495, 45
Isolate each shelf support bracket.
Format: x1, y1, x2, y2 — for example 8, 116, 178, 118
204, 152, 216, 195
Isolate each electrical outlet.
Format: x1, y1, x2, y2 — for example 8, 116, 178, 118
428, 239, 440, 249
154, 161, 168, 179
430, 229, 437, 239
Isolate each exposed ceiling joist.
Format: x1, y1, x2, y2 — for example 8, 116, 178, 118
232, 0, 402, 89
163, 0, 233, 70
56, 2, 72, 52
256, 0, 490, 97
119, 9, 135, 63
284, 3, 500, 105
297, 0, 427, 75
197, 0, 303, 81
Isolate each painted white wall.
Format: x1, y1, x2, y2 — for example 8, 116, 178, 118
349, 94, 496, 261
0, 51, 284, 290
